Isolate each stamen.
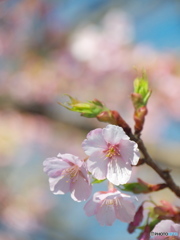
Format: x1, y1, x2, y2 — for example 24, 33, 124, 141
104, 197, 119, 206
105, 199, 114, 205
66, 165, 79, 178
103, 144, 121, 158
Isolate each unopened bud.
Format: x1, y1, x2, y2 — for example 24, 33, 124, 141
97, 110, 131, 135
59, 95, 108, 117
128, 205, 144, 233
131, 71, 151, 135
133, 72, 151, 107
121, 178, 167, 194
138, 225, 150, 240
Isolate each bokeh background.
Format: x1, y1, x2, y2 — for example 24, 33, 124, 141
0, 0, 180, 239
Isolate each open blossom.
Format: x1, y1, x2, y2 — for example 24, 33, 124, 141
152, 220, 180, 240
43, 153, 92, 202
82, 124, 139, 185
84, 190, 137, 226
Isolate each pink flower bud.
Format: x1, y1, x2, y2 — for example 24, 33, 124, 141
138, 225, 150, 240
128, 205, 144, 233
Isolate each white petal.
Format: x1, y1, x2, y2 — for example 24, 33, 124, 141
107, 157, 131, 185
102, 124, 129, 145
96, 191, 115, 201
153, 220, 172, 234
57, 153, 82, 167
87, 151, 108, 180
43, 157, 70, 178
49, 174, 71, 195
96, 201, 116, 226
80, 164, 91, 183
115, 194, 136, 223
70, 174, 92, 202
171, 221, 180, 235
82, 128, 107, 155
120, 140, 140, 165
84, 196, 98, 216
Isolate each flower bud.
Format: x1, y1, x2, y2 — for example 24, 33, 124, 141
59, 95, 108, 117
128, 205, 144, 233
154, 200, 180, 222
120, 178, 167, 194
138, 225, 150, 240
134, 106, 148, 133
131, 71, 151, 135
97, 110, 131, 134
133, 72, 151, 108
96, 110, 117, 124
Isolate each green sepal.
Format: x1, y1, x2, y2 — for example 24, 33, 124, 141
91, 178, 106, 184
149, 219, 160, 230
118, 182, 149, 194
133, 71, 152, 108
59, 95, 108, 118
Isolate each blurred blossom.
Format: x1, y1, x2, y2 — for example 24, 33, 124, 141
69, 10, 134, 72
0, 233, 17, 240
1, 187, 54, 232
0, 110, 51, 165
2, 205, 39, 232
70, 25, 100, 62
0, 4, 180, 144
102, 10, 134, 45
0, 109, 87, 166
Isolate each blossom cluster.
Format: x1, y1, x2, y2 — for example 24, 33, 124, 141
43, 124, 139, 226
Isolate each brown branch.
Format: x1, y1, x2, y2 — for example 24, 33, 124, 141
131, 158, 145, 167
129, 133, 180, 198
113, 110, 180, 197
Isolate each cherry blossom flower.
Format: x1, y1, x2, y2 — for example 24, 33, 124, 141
84, 190, 137, 226
43, 153, 92, 202
82, 124, 139, 185
151, 220, 180, 240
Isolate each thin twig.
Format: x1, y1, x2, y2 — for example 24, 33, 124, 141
129, 133, 180, 198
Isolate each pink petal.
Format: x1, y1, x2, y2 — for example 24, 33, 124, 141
102, 124, 129, 145
87, 151, 108, 180
57, 153, 83, 167
70, 174, 92, 202
153, 220, 180, 240
96, 191, 114, 201
84, 194, 99, 216
96, 201, 116, 226
79, 164, 91, 185
153, 220, 171, 233
49, 174, 71, 195
43, 157, 70, 178
120, 140, 140, 165
107, 157, 131, 185
82, 128, 107, 155
171, 222, 180, 235
115, 194, 136, 223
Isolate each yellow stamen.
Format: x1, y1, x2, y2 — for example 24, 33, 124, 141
65, 165, 79, 178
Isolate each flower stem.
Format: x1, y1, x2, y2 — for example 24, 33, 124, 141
129, 133, 180, 198
108, 181, 115, 191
